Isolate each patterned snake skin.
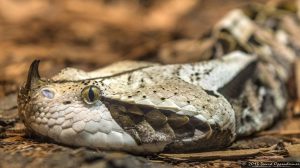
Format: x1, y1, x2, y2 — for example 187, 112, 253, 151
18, 3, 298, 153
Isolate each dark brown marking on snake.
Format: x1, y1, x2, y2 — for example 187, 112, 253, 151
203, 89, 219, 98
63, 101, 71, 105
203, 68, 213, 75
165, 124, 234, 153
127, 105, 144, 116
102, 97, 219, 146
218, 60, 257, 99
145, 110, 168, 129
167, 114, 189, 128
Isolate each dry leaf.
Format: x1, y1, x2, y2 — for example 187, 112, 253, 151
159, 145, 278, 161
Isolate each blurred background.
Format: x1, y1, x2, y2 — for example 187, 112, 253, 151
3, 1, 300, 167
0, 0, 268, 97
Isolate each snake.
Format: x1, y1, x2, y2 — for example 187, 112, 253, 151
18, 7, 294, 154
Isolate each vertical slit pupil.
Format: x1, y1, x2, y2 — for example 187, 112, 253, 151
88, 87, 95, 102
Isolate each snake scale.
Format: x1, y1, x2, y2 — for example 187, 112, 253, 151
18, 4, 298, 154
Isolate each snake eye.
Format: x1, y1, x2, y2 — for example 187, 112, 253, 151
81, 86, 101, 104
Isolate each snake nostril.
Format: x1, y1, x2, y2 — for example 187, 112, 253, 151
63, 101, 71, 105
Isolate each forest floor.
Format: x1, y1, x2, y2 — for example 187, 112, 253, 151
1, 0, 300, 167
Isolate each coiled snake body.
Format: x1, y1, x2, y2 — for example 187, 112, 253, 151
18, 9, 292, 154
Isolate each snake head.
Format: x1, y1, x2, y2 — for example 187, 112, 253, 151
17, 60, 139, 151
